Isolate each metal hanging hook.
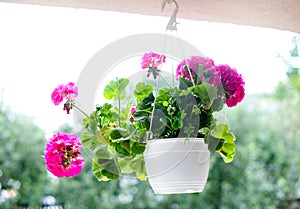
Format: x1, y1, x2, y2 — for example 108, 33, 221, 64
161, 0, 179, 31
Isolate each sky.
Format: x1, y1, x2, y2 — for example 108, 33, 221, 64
0, 2, 298, 137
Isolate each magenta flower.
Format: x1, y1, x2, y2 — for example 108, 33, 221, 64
130, 104, 137, 115
65, 82, 78, 98
141, 52, 166, 69
216, 64, 245, 107
51, 82, 78, 105
44, 132, 85, 178
176, 56, 220, 86
51, 84, 67, 105
141, 52, 166, 79
51, 82, 78, 114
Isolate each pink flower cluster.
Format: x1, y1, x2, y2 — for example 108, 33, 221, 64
176, 56, 220, 86
44, 132, 85, 178
216, 65, 245, 107
51, 82, 78, 113
141, 52, 166, 79
51, 82, 78, 105
141, 52, 166, 69
175, 56, 245, 107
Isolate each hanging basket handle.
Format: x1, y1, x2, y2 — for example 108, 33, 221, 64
146, 131, 154, 141
162, 0, 179, 31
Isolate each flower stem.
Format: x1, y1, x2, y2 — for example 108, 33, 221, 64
73, 104, 89, 118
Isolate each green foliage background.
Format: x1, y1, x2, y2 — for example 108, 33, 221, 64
1, 38, 300, 208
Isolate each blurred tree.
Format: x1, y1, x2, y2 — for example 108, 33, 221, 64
0, 104, 48, 208
275, 37, 300, 98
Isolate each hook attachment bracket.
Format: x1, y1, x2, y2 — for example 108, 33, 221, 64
162, 0, 179, 31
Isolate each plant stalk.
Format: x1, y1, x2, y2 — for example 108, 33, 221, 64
73, 104, 89, 118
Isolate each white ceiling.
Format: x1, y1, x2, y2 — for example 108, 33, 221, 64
1, 0, 300, 33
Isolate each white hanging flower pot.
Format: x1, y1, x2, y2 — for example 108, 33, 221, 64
144, 138, 210, 194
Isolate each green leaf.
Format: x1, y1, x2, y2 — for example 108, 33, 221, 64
210, 124, 236, 163
114, 140, 131, 156
179, 77, 193, 90
156, 88, 172, 102
110, 127, 128, 139
184, 124, 196, 137
137, 172, 147, 181
211, 124, 236, 142
131, 142, 146, 154
93, 149, 121, 180
89, 112, 98, 133
103, 78, 129, 101
134, 82, 154, 103
102, 103, 113, 112
96, 130, 109, 146
192, 83, 217, 109
136, 92, 155, 111
222, 142, 235, 154
95, 103, 114, 129
118, 158, 134, 173
211, 97, 225, 112
129, 157, 145, 173
199, 127, 210, 136
179, 110, 187, 119
79, 129, 99, 151
162, 101, 168, 107
119, 156, 146, 179
199, 127, 210, 142
218, 144, 235, 163
192, 105, 201, 114
92, 149, 111, 181
172, 118, 183, 130
101, 169, 120, 180
92, 159, 109, 181
94, 148, 110, 159
133, 110, 149, 122
179, 89, 192, 97
207, 135, 224, 153
81, 117, 89, 128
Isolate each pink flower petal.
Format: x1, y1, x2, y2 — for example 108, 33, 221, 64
44, 132, 84, 178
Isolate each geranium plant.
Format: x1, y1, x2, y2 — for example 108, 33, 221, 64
45, 52, 245, 181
